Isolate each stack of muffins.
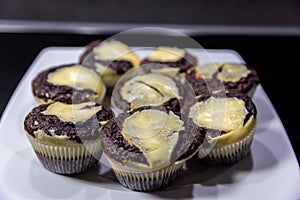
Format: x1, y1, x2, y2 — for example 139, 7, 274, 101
23, 39, 259, 192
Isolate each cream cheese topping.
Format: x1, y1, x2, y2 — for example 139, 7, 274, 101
217, 63, 250, 82
147, 46, 185, 62
150, 67, 181, 78
189, 96, 255, 147
42, 102, 102, 122
93, 39, 140, 67
189, 97, 248, 132
95, 62, 117, 75
120, 73, 180, 109
213, 116, 255, 148
122, 109, 184, 169
197, 63, 219, 78
47, 65, 104, 95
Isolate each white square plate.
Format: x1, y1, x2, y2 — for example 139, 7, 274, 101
0, 47, 299, 200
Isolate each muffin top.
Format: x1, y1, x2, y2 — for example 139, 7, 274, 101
112, 70, 184, 113
100, 106, 203, 171
24, 101, 114, 143
32, 64, 106, 104
185, 68, 216, 97
187, 63, 260, 96
188, 92, 257, 148
141, 46, 197, 73
80, 39, 141, 76
216, 63, 259, 94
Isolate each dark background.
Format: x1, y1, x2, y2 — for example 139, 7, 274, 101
0, 0, 299, 163
1, 0, 300, 26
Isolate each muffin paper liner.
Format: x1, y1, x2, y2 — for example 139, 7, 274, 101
35, 152, 99, 174
201, 126, 255, 165
106, 143, 201, 191
112, 161, 184, 191
27, 135, 102, 174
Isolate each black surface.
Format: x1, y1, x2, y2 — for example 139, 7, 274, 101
0, 33, 299, 164
1, 0, 300, 26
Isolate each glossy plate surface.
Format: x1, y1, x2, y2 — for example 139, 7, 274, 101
0, 47, 299, 200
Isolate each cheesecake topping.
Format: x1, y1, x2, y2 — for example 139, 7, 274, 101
47, 65, 104, 95
189, 97, 248, 132
147, 46, 185, 62
93, 39, 140, 67
197, 63, 219, 79
120, 73, 180, 109
122, 109, 184, 169
217, 63, 250, 82
42, 102, 102, 122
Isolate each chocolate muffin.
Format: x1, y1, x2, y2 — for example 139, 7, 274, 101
24, 101, 114, 174
100, 106, 203, 191
188, 63, 260, 97
141, 46, 197, 73
32, 63, 106, 104
215, 63, 260, 97
187, 91, 257, 165
79, 39, 141, 87
186, 66, 224, 98
111, 68, 186, 115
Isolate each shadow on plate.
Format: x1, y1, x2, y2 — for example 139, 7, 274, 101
69, 162, 127, 191
150, 139, 278, 199
5, 138, 278, 199
69, 139, 278, 199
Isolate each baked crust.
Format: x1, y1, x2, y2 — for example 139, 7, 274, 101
24, 103, 114, 143
32, 64, 102, 104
